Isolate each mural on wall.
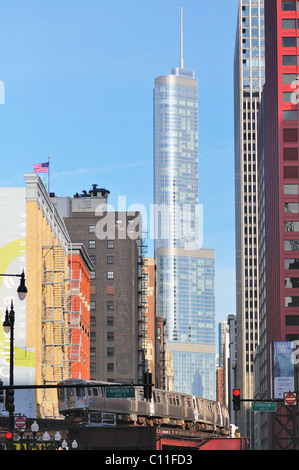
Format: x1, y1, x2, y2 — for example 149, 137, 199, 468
0, 188, 35, 417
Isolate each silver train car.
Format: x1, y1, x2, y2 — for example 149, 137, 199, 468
57, 379, 230, 436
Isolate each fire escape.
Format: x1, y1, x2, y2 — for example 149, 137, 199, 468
41, 245, 69, 418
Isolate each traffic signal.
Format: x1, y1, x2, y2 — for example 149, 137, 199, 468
5, 431, 13, 450
5, 388, 14, 412
143, 372, 152, 400
233, 388, 241, 411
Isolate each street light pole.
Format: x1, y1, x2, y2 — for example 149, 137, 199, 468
3, 301, 15, 431
1, 270, 27, 433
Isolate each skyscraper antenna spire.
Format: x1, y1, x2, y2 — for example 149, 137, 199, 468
180, 6, 184, 69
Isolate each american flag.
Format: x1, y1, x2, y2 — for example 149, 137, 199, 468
33, 162, 49, 173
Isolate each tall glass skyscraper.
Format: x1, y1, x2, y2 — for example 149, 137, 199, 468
154, 9, 216, 400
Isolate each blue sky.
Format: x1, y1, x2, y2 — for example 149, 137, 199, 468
0, 0, 239, 323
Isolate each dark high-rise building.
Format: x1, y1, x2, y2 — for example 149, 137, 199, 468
53, 186, 144, 384
234, 0, 265, 443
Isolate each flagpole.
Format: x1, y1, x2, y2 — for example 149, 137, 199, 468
48, 156, 50, 194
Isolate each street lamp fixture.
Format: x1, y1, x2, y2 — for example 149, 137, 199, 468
0, 269, 28, 301
31, 420, 39, 435
72, 439, 78, 449
17, 270, 28, 301
42, 431, 50, 442
3, 303, 14, 335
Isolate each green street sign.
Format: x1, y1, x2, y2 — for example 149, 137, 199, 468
251, 401, 276, 412
105, 386, 135, 399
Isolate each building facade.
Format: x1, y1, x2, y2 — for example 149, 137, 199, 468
60, 186, 144, 385
68, 243, 93, 380
142, 257, 158, 384
0, 174, 72, 419
234, 0, 265, 442
25, 174, 71, 418
154, 10, 216, 399
257, 0, 299, 450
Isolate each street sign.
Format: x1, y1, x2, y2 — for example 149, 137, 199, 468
251, 402, 277, 412
284, 392, 297, 406
105, 386, 135, 399
14, 416, 26, 430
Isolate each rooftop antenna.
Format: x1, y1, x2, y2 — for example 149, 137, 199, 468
180, 6, 184, 68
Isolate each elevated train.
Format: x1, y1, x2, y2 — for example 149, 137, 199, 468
57, 379, 230, 436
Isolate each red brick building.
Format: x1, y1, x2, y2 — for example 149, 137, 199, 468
68, 243, 93, 379
258, 0, 299, 449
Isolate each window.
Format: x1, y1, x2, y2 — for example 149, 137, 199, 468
284, 202, 299, 213
285, 240, 299, 250
107, 363, 114, 372
285, 277, 299, 287
284, 184, 299, 194
107, 270, 114, 279
90, 301, 96, 310
283, 73, 297, 84
284, 148, 298, 160
283, 129, 298, 142
283, 37, 297, 47
88, 225, 96, 233
107, 240, 114, 249
283, 92, 294, 102
282, 1, 296, 11
286, 315, 299, 325
284, 221, 299, 231
283, 110, 298, 121
284, 166, 299, 178
107, 316, 114, 326
89, 240, 96, 249
107, 255, 114, 264
282, 55, 297, 65
90, 271, 96, 280
107, 347, 114, 357
282, 19, 296, 29
89, 255, 96, 264
107, 301, 114, 310
107, 332, 114, 341
285, 259, 299, 269
91, 332, 96, 342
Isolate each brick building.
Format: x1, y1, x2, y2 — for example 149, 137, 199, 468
68, 243, 93, 380
53, 185, 144, 384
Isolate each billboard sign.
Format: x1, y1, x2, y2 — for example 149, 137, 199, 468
273, 341, 295, 399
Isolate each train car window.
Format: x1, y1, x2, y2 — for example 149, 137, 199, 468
153, 392, 160, 403
88, 388, 92, 396
176, 396, 180, 406
76, 386, 85, 398
57, 388, 65, 400
93, 387, 98, 396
